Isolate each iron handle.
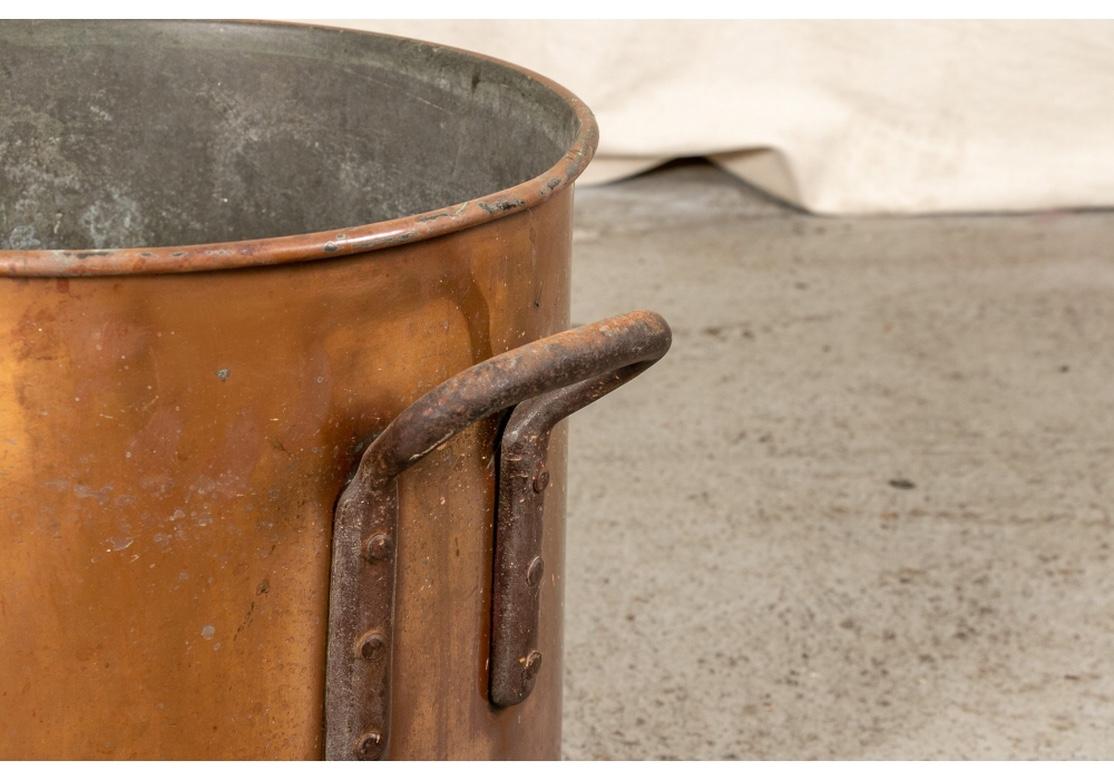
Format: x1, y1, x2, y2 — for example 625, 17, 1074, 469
325, 310, 672, 760
490, 340, 671, 705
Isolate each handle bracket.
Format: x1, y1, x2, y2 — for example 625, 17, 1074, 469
324, 311, 671, 760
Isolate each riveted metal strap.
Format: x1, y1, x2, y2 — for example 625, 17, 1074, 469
490, 367, 663, 706
324, 310, 671, 760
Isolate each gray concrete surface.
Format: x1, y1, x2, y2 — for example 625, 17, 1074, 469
562, 160, 1114, 759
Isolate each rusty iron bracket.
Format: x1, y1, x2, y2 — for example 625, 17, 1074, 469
325, 310, 671, 760
491, 367, 664, 706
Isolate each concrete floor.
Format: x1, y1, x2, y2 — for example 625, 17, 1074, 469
561, 160, 1114, 759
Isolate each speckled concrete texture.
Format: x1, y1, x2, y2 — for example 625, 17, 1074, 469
562, 161, 1114, 759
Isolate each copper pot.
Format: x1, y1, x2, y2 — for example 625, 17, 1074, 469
0, 20, 670, 760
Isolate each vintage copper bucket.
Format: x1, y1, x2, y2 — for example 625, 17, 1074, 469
0, 21, 670, 760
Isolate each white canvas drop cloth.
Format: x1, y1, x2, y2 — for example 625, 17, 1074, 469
318, 20, 1114, 215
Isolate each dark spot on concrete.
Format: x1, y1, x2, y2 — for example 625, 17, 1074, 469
888, 478, 916, 490
1059, 364, 1070, 373
215, 367, 230, 382
470, 68, 481, 92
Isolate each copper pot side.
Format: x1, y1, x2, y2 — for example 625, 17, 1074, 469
0, 20, 669, 762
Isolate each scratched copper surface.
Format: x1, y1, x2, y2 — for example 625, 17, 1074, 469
0, 20, 593, 759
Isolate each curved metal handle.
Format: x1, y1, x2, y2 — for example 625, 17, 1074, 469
490, 348, 669, 706
325, 310, 672, 760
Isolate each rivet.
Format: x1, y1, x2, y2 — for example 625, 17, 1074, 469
353, 730, 385, 760
356, 630, 387, 661
364, 532, 393, 562
523, 650, 543, 680
533, 469, 550, 493
526, 556, 544, 587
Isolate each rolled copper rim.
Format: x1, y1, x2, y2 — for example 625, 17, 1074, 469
0, 20, 599, 278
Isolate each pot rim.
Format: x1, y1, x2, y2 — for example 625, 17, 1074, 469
0, 20, 599, 278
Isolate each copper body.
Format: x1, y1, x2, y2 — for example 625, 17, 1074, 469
0, 21, 598, 759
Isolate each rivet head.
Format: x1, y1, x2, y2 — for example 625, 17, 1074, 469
354, 730, 385, 760
364, 532, 393, 562
523, 650, 543, 681
533, 469, 550, 493
526, 556, 545, 587
356, 630, 387, 661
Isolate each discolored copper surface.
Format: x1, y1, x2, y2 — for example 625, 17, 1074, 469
0, 191, 576, 758
0, 18, 613, 760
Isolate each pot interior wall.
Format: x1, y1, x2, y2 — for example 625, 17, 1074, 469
0, 21, 579, 251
